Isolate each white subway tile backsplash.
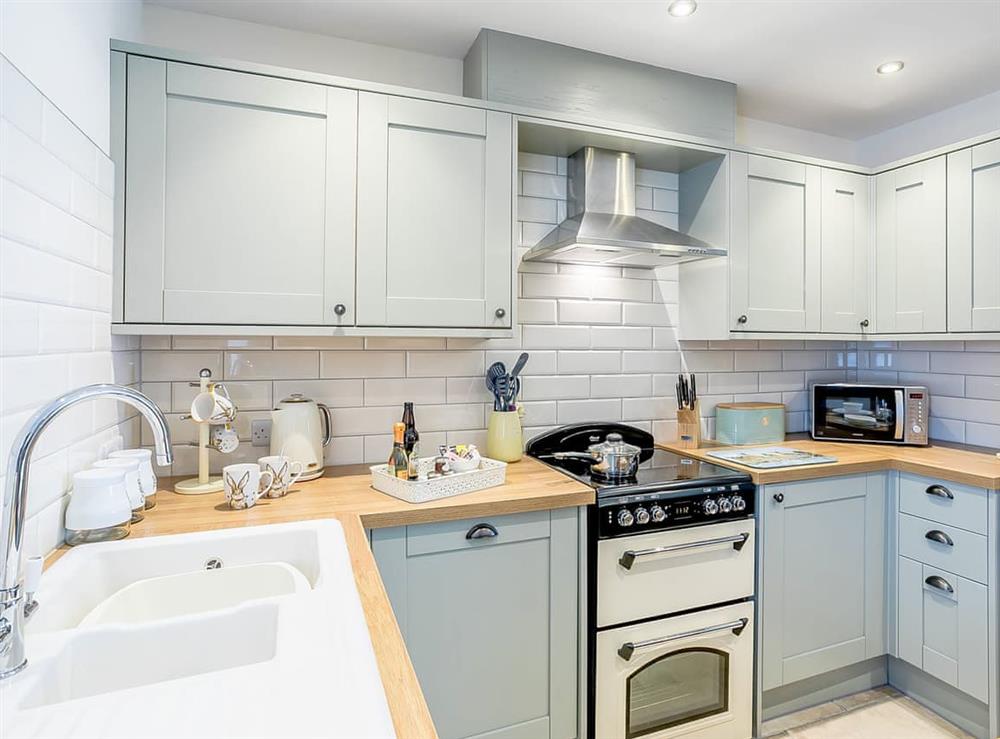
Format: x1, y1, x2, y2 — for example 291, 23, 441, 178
783, 351, 828, 370
557, 398, 622, 424
521, 375, 590, 400
408, 350, 484, 378
966, 422, 1000, 448
520, 171, 567, 200
592, 277, 653, 302
623, 302, 673, 327
273, 379, 363, 408
485, 350, 557, 375
591, 326, 652, 349
518, 299, 557, 324
226, 350, 318, 381
320, 351, 405, 378
557, 350, 620, 374
896, 371, 966, 398
558, 300, 621, 325
522, 325, 591, 349
623, 397, 678, 422
931, 352, 1000, 375
365, 337, 447, 350
735, 351, 782, 372
682, 351, 734, 372
707, 372, 758, 394
517, 196, 559, 224
0, 297, 38, 356
1, 58, 42, 139
635, 168, 679, 190
446, 376, 493, 404
621, 351, 678, 374
172, 336, 272, 350
273, 336, 363, 350
652, 188, 679, 212
965, 375, 1000, 401
517, 152, 560, 175
1, 119, 72, 209
365, 377, 446, 406
591, 374, 652, 398
758, 371, 806, 393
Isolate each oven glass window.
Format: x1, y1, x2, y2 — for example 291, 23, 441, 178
813, 386, 899, 442
626, 648, 728, 738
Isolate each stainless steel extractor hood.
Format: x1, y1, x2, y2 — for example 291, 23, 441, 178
521, 147, 726, 268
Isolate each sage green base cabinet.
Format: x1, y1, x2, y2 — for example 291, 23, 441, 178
760, 473, 887, 691
371, 508, 579, 739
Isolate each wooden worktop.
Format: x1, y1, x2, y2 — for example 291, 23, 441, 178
65, 457, 592, 739
658, 437, 1000, 488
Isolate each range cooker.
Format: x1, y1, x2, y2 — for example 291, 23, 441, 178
527, 423, 756, 739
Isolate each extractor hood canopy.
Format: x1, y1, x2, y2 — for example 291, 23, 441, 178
521, 147, 726, 268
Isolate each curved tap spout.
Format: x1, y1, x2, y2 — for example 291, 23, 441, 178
1, 384, 172, 678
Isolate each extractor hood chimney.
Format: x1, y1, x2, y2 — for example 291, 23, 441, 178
521, 147, 726, 268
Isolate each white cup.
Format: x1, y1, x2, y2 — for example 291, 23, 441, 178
65, 468, 132, 543
191, 387, 236, 424
109, 448, 157, 509
93, 458, 144, 522
223, 463, 274, 510
259, 455, 304, 498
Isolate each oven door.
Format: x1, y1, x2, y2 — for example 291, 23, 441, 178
597, 519, 754, 627
595, 602, 753, 739
812, 384, 903, 443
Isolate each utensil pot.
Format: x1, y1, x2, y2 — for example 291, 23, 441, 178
487, 411, 523, 462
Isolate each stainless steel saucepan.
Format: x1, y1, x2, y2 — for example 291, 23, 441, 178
551, 432, 642, 479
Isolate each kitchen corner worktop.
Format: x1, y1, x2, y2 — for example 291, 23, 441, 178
658, 437, 1000, 488
47, 457, 592, 739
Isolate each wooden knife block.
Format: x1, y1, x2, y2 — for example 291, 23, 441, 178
676, 402, 701, 449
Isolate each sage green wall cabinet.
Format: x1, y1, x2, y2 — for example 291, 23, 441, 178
370, 508, 579, 739
947, 139, 1000, 332
729, 153, 821, 333
120, 57, 357, 327
894, 473, 992, 704
760, 473, 886, 690
356, 93, 514, 330
874, 156, 948, 333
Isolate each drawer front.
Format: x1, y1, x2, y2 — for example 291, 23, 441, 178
406, 509, 551, 557
597, 518, 755, 627
898, 472, 988, 534
898, 512, 987, 584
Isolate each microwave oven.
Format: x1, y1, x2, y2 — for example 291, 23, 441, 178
811, 384, 929, 446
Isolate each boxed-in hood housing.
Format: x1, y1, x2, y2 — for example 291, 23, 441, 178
521, 147, 726, 268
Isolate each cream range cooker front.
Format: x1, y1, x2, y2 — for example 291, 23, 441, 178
526, 424, 757, 739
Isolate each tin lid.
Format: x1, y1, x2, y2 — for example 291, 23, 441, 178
716, 402, 785, 410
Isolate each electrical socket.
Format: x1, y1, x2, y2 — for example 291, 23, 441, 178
251, 419, 272, 448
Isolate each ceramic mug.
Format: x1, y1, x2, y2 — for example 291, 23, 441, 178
191, 384, 236, 424
223, 463, 274, 510
258, 455, 304, 498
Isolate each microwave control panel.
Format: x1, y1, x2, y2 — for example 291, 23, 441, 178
905, 389, 929, 445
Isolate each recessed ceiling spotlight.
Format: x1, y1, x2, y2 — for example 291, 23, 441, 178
667, 0, 698, 17
876, 60, 905, 75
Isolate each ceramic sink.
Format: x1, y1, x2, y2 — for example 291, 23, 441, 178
2, 520, 396, 739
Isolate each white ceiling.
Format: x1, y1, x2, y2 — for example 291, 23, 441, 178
148, 0, 1000, 139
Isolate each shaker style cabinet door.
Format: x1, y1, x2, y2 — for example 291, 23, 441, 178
820, 169, 871, 333
874, 156, 947, 333
730, 153, 821, 333
371, 509, 579, 739
356, 93, 513, 328
760, 474, 886, 691
123, 58, 357, 326
947, 139, 1000, 332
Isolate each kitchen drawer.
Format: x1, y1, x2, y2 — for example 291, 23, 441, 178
897, 556, 988, 703
898, 512, 987, 584
898, 472, 988, 535
405, 509, 550, 556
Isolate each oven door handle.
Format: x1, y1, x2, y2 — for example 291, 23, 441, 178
618, 618, 749, 661
618, 532, 750, 570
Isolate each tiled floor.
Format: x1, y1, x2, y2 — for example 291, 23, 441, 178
762, 686, 973, 738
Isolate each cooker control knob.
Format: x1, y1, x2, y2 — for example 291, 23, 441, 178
634, 507, 650, 525
718, 497, 733, 514
650, 505, 667, 523
731, 495, 747, 512
702, 499, 719, 516
617, 509, 635, 528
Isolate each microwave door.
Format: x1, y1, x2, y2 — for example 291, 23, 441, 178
813, 386, 899, 443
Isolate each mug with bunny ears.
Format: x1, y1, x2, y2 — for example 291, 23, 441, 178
223, 463, 274, 509
258, 455, 304, 498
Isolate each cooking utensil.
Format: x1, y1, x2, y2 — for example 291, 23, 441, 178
509, 352, 529, 381
550, 432, 642, 479
689, 373, 697, 407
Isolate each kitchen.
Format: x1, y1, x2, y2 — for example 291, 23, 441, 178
1, 1, 999, 738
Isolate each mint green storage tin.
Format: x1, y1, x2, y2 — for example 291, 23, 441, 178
715, 402, 786, 445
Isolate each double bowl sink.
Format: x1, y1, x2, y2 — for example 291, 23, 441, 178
2, 520, 396, 739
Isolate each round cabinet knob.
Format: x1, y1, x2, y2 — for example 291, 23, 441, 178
333, 304, 347, 316
718, 497, 733, 514
732, 496, 747, 512
736, 314, 748, 325
650, 505, 667, 523
773, 493, 785, 503
702, 499, 719, 515
860, 318, 870, 328
495, 307, 507, 319
617, 509, 635, 528
634, 507, 651, 525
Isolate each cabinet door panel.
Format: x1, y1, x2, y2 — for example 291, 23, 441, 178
875, 157, 947, 333
357, 93, 513, 328
730, 153, 820, 332
124, 60, 356, 325
948, 140, 1000, 332
820, 169, 870, 333
761, 474, 885, 689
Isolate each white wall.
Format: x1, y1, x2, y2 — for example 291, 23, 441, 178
736, 116, 859, 164
1, 56, 141, 556
0, 0, 142, 152
857, 89, 1000, 167
137, 4, 463, 96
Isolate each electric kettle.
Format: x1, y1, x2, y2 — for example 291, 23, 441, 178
269, 393, 333, 481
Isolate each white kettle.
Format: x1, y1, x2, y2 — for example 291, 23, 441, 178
270, 393, 333, 481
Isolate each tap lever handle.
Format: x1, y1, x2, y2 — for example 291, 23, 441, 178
24, 556, 42, 596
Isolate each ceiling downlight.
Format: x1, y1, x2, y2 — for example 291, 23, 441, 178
667, 0, 698, 18
877, 60, 905, 75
